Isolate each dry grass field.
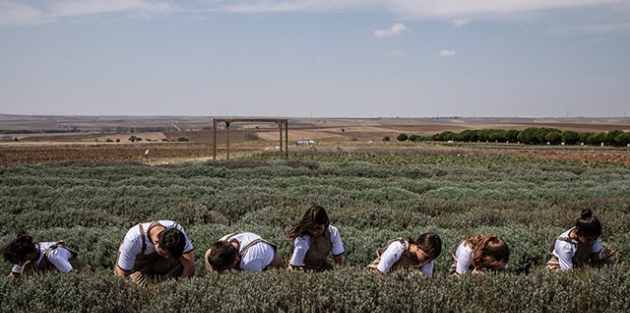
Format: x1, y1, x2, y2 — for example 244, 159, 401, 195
1, 114, 630, 166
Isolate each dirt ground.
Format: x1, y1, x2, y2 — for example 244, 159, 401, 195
2, 116, 630, 167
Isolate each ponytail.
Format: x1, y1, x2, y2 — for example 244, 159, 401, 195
575, 209, 602, 237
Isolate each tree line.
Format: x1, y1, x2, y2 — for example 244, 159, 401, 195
397, 128, 630, 147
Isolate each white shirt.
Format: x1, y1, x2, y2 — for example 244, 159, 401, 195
219, 232, 275, 273
376, 240, 434, 277
552, 227, 601, 271
289, 225, 345, 267
12, 242, 74, 273
117, 220, 193, 271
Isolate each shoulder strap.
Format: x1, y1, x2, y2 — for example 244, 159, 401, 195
240, 238, 265, 257
139, 223, 147, 252
377, 238, 406, 257
557, 236, 579, 245
225, 231, 244, 242
44, 241, 79, 258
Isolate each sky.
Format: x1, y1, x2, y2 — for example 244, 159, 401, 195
0, 0, 629, 118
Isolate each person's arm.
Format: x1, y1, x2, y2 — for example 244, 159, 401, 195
329, 226, 345, 268
590, 238, 616, 262
591, 249, 616, 262
454, 244, 473, 276
334, 254, 343, 267
179, 251, 196, 278
421, 260, 434, 278
556, 243, 575, 271
376, 242, 403, 276
288, 237, 309, 270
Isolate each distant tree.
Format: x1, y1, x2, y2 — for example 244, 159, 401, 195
562, 130, 580, 145
135, 138, 142, 142
579, 132, 593, 144
614, 132, 630, 146
517, 128, 538, 144
106, 138, 113, 142
607, 130, 624, 146
128, 136, 137, 142
116, 139, 120, 143
489, 130, 508, 142
408, 135, 420, 142
243, 129, 259, 141
397, 133, 408, 141
505, 130, 520, 142
545, 131, 562, 145
382, 136, 390, 142
178, 137, 189, 142
341, 129, 345, 132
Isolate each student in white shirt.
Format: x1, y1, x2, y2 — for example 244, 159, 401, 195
287, 206, 345, 272
546, 209, 616, 271
205, 232, 284, 273
367, 232, 442, 277
450, 234, 509, 276
2, 229, 82, 278
115, 220, 195, 286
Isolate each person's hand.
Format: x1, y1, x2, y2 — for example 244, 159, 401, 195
600, 249, 616, 260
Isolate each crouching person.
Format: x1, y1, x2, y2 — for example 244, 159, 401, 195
450, 234, 510, 276
367, 232, 442, 277
115, 220, 195, 286
205, 232, 284, 273
2, 229, 83, 279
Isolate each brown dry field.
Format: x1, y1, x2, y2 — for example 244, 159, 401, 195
2, 116, 630, 167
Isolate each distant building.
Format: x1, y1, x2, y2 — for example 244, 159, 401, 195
296, 140, 315, 146
0, 135, 13, 142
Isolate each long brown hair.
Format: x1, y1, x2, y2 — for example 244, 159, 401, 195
286, 206, 330, 239
464, 234, 509, 271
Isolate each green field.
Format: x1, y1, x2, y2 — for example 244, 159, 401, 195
1, 150, 630, 312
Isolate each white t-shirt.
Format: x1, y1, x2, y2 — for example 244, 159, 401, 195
117, 220, 193, 271
376, 240, 434, 277
454, 241, 509, 274
219, 232, 275, 273
289, 225, 345, 267
552, 227, 601, 271
11, 242, 74, 274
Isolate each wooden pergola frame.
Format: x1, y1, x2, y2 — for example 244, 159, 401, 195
213, 118, 288, 161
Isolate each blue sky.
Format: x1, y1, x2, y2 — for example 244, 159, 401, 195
1, 0, 629, 118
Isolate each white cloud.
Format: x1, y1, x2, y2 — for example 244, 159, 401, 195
389, 50, 403, 57
0, 0, 178, 25
453, 18, 470, 27
374, 23, 407, 37
438, 49, 456, 57
1, 0, 627, 26
213, 0, 624, 17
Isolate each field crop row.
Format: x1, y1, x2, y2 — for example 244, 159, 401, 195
1, 158, 630, 312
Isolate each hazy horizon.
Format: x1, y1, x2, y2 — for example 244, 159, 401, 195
1, 1, 629, 118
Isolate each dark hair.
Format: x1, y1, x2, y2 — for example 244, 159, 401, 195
207, 241, 238, 270
409, 232, 442, 260
157, 228, 186, 259
465, 234, 510, 271
575, 209, 602, 237
2, 229, 37, 264
286, 206, 330, 239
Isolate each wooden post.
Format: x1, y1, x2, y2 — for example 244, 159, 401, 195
226, 122, 230, 160
278, 122, 283, 159
213, 119, 217, 161
285, 121, 289, 159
